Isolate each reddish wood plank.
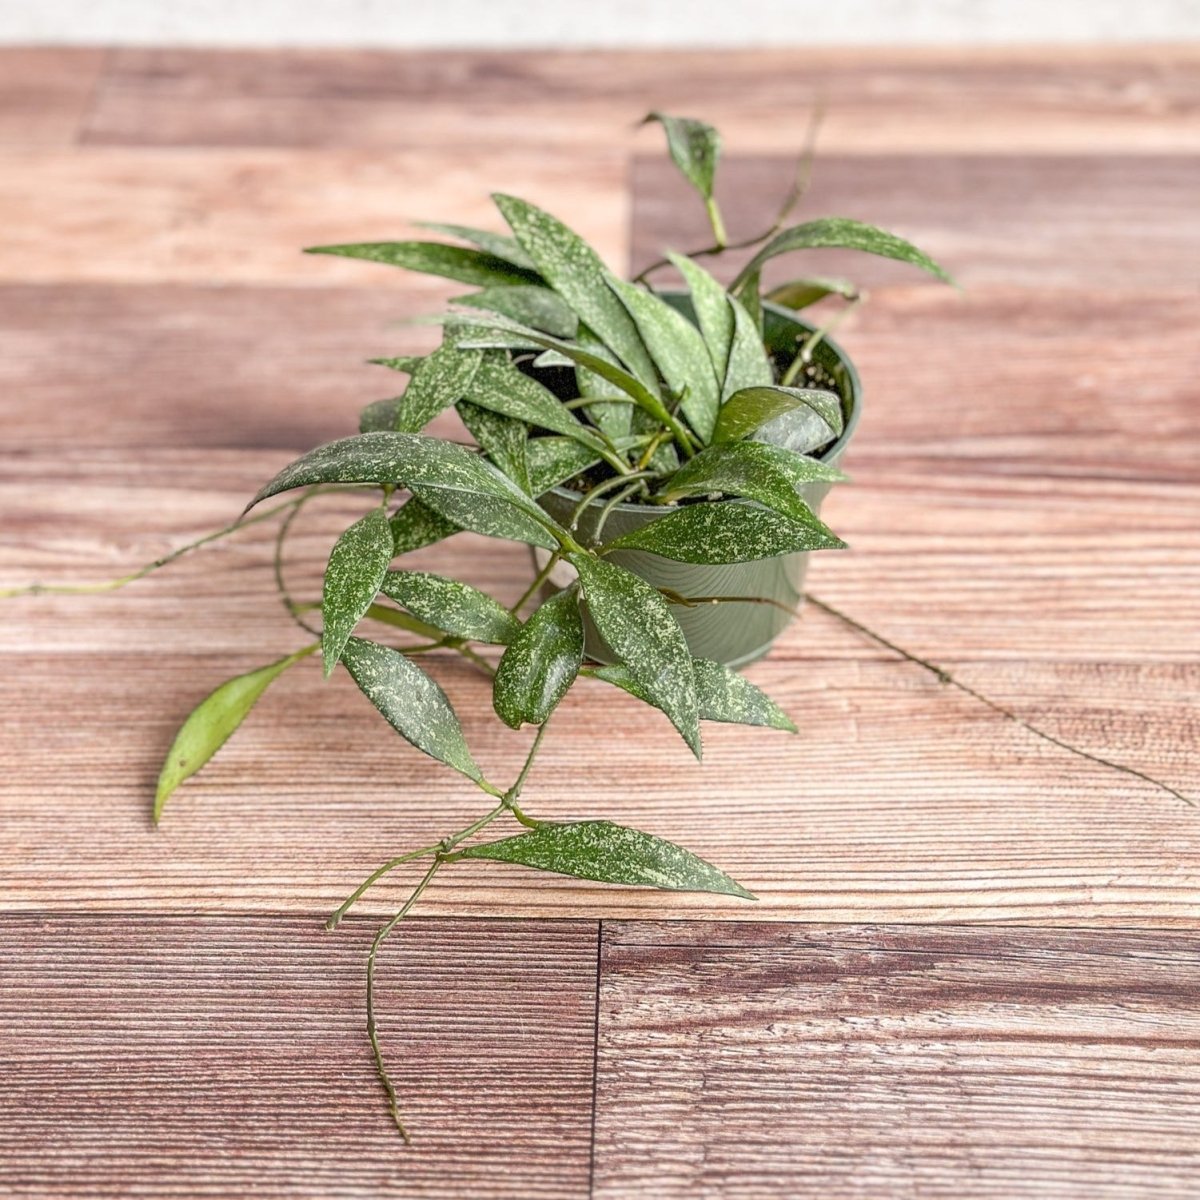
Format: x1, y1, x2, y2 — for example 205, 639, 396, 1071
0, 915, 597, 1198
82, 47, 1200, 153
593, 922, 1200, 1198
0, 48, 105, 146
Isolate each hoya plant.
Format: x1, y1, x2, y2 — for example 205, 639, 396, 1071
11, 113, 1179, 1142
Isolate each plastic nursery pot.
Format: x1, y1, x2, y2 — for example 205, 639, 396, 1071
529, 298, 862, 669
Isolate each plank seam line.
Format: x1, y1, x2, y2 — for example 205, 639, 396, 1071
587, 919, 603, 1200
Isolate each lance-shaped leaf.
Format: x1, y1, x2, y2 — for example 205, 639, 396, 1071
359, 396, 402, 433
607, 274, 720, 443
575, 326, 633, 440
154, 648, 310, 821
570, 553, 700, 757
454, 286, 578, 339
731, 216, 954, 293
603, 502, 844, 563
722, 292, 774, 400
381, 569, 519, 645
414, 221, 536, 271
592, 658, 796, 732
492, 586, 584, 728
526, 437, 603, 495
713, 385, 843, 446
393, 344, 482, 433
369, 355, 423, 375
643, 113, 722, 206
668, 253, 734, 382
491, 193, 661, 392
340, 636, 482, 783
660, 440, 844, 524
463, 356, 610, 457
458, 400, 531, 493
766, 276, 859, 310
321, 506, 395, 675
304, 241, 540, 287
390, 496, 460, 554
246, 432, 565, 551
457, 820, 753, 899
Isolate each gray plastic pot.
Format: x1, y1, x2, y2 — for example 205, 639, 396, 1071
530, 299, 862, 668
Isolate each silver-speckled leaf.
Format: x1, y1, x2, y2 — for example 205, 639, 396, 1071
604, 501, 844, 563
731, 217, 954, 292
454, 286, 578, 339
458, 400, 531, 494
661, 440, 844, 523
464, 357, 609, 456
341, 636, 482, 783
359, 397, 402, 434
154, 648, 309, 821
722, 293, 774, 400
381, 569, 519, 645
368, 355, 423, 375
714, 386, 843, 446
246, 433, 565, 551
592, 658, 797, 733
526, 438, 603, 495
394, 344, 482, 433
458, 820, 753, 899
643, 113, 721, 203
491, 194, 661, 393
765, 276, 858, 310
569, 552, 700, 757
607, 274, 719, 443
492, 586, 584, 728
389, 496, 460, 555
574, 327, 633, 441
668, 253, 734, 383
321, 506, 395, 675
414, 221, 537, 271
304, 241, 539, 287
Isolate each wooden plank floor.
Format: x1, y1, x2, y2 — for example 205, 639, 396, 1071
1, 46, 1198, 1197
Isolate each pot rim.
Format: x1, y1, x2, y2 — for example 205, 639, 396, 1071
544, 303, 862, 513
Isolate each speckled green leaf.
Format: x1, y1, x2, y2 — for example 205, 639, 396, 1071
722, 292, 774, 400
492, 586, 583, 728
575, 327, 632, 440
661, 440, 844, 523
491, 194, 660, 392
154, 649, 309, 821
458, 400, 531, 493
713, 386, 843, 446
452, 314, 677, 432
381, 569, 519, 645
393, 344, 482, 433
358, 397, 402, 433
463, 356, 610, 456
667, 253, 734, 382
607, 275, 720, 443
321, 506, 395, 675
526, 438, 602, 495
765, 276, 858, 310
731, 217, 953, 292
454, 286, 578, 339
246, 432, 564, 551
414, 221, 536, 271
304, 241, 539, 287
341, 636, 482, 782
604, 501, 844, 563
389, 496, 460, 555
643, 113, 721, 203
368, 355, 423, 375
592, 658, 796, 732
457, 820, 753, 899
569, 553, 699, 757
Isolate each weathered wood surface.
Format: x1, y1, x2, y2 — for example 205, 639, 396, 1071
594, 922, 1200, 1198
0, 915, 598, 1198
2, 44, 1199, 1197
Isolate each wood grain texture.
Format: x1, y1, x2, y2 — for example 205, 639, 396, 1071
0, 915, 597, 1198
81, 46, 1200, 153
0, 147, 626, 284
594, 922, 1200, 1199
0, 48, 105, 146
